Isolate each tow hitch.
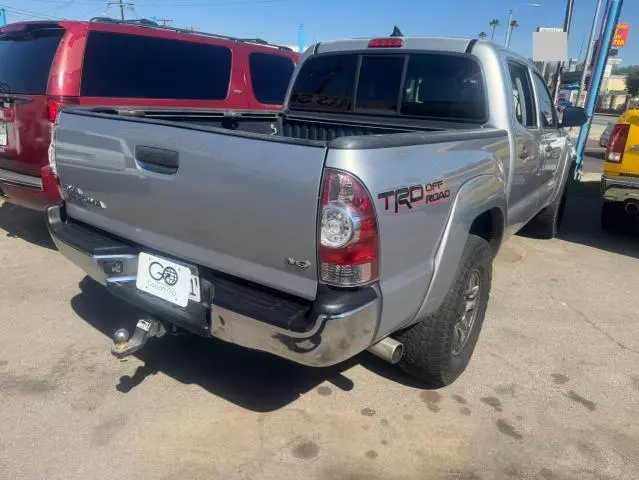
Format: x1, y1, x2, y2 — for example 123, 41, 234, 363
111, 318, 166, 359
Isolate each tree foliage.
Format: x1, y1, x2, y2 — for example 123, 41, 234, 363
625, 72, 639, 98
478, 32, 488, 39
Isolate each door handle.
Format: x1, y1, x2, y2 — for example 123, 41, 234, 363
135, 145, 179, 174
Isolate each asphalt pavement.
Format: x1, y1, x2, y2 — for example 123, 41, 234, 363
1, 186, 638, 480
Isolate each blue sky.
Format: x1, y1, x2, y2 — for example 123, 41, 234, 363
2, 0, 639, 64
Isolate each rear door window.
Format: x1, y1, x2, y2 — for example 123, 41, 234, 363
81, 31, 232, 100
507, 61, 537, 127
0, 26, 64, 95
249, 53, 295, 105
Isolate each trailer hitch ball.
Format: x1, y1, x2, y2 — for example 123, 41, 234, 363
111, 318, 165, 359
113, 328, 130, 346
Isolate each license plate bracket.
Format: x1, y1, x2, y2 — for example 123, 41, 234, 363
136, 252, 201, 307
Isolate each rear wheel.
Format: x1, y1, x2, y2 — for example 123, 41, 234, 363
395, 235, 492, 387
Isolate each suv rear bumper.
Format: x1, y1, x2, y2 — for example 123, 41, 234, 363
0, 168, 50, 211
46, 204, 380, 366
601, 175, 639, 202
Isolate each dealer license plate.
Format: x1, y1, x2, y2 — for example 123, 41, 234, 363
136, 252, 201, 307
0, 123, 6, 146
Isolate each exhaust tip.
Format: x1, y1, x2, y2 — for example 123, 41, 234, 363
367, 337, 404, 365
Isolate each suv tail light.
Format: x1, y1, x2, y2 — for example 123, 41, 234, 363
319, 169, 379, 287
47, 96, 78, 124
606, 124, 630, 163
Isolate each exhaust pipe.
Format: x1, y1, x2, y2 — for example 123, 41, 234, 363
625, 201, 639, 215
368, 337, 404, 364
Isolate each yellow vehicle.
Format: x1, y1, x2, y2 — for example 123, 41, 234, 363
601, 109, 639, 231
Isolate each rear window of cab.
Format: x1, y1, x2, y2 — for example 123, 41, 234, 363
290, 53, 487, 122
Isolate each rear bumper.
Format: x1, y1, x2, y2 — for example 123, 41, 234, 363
46, 204, 380, 367
0, 168, 50, 211
601, 175, 639, 202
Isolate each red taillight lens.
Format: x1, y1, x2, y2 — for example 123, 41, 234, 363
47, 96, 78, 123
368, 38, 403, 48
41, 165, 63, 203
319, 169, 379, 287
606, 124, 630, 163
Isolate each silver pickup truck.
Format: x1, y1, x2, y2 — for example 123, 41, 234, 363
47, 36, 586, 386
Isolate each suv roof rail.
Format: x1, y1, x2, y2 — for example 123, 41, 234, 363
88, 17, 291, 51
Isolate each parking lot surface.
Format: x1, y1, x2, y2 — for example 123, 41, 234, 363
1, 175, 638, 480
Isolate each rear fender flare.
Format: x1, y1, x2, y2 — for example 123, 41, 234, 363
411, 174, 506, 323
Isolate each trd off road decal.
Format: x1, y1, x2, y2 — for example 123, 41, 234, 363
377, 180, 451, 214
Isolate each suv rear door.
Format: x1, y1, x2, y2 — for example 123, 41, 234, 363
0, 23, 65, 178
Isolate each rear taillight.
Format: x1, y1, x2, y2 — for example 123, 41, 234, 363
606, 124, 630, 163
47, 96, 78, 124
319, 169, 379, 287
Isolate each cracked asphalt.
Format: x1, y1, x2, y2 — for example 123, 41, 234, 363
0, 172, 638, 480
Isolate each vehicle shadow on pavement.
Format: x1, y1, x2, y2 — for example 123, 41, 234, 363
557, 180, 639, 259
0, 201, 55, 250
70, 277, 424, 411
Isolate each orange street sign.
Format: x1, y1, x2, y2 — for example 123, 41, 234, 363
612, 23, 630, 47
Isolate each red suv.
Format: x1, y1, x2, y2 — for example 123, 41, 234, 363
0, 19, 299, 211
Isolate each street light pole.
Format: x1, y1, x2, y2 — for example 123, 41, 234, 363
504, 3, 541, 48
504, 9, 514, 47
576, 0, 604, 107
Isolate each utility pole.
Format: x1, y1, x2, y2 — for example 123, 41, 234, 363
576, 0, 604, 107
550, 0, 575, 103
108, 0, 134, 21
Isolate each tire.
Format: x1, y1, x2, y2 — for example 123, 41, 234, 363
395, 235, 492, 387
600, 202, 627, 233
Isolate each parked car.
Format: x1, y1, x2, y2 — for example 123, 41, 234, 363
599, 122, 614, 147
0, 19, 299, 211
47, 36, 585, 386
600, 109, 639, 231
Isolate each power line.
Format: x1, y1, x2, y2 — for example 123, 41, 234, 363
0, 4, 64, 20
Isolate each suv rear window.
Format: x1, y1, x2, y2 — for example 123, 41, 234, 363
81, 31, 232, 100
0, 26, 64, 95
249, 53, 295, 105
290, 53, 487, 122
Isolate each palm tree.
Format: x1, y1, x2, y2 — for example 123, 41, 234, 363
489, 19, 500, 40
510, 20, 520, 30
478, 32, 488, 39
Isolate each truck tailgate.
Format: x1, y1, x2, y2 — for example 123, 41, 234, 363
54, 111, 327, 300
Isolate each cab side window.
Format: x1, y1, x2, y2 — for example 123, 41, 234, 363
532, 72, 558, 128
507, 62, 537, 128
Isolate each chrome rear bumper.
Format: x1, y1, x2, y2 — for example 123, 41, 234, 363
0, 168, 42, 189
47, 204, 380, 367
601, 175, 639, 202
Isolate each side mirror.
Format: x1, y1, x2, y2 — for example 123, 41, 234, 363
561, 106, 587, 128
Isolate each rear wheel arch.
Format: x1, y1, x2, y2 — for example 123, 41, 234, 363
469, 207, 505, 257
